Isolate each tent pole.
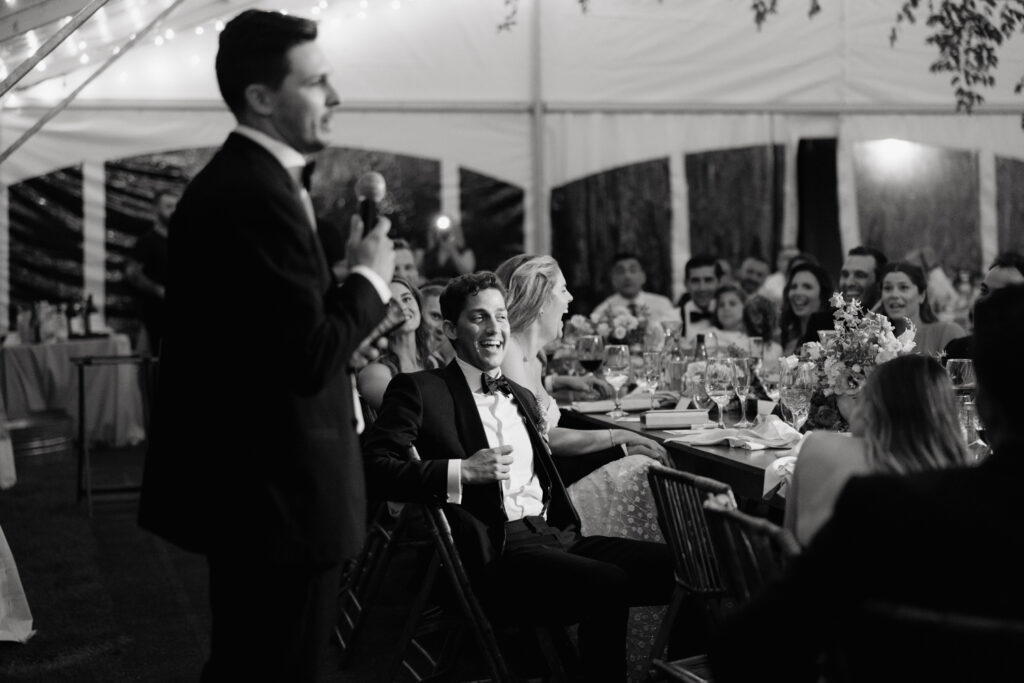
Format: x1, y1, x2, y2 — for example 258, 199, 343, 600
0, 0, 188, 165
530, 0, 546, 254
0, 0, 110, 98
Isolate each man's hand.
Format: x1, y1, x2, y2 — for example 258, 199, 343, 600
554, 374, 613, 398
623, 436, 670, 464
348, 214, 394, 283
460, 445, 514, 484
349, 339, 383, 371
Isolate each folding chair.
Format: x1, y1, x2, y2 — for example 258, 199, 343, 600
645, 464, 736, 683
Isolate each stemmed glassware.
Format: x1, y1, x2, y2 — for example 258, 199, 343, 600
576, 335, 605, 377
705, 358, 735, 429
603, 344, 631, 418
757, 357, 782, 404
780, 361, 816, 431
946, 358, 975, 401
732, 358, 754, 428
642, 351, 662, 410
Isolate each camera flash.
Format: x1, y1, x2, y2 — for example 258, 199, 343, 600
435, 215, 451, 231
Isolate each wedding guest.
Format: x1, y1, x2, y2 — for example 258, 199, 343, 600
742, 294, 783, 366
779, 263, 835, 356
944, 251, 1024, 360
419, 283, 456, 367
757, 244, 802, 304
906, 246, 959, 321
736, 256, 771, 296
880, 262, 965, 357
709, 284, 1024, 683
125, 189, 179, 355
392, 238, 421, 286
675, 254, 721, 340
593, 253, 679, 327
784, 355, 968, 545
710, 284, 750, 352
421, 215, 475, 282
357, 278, 438, 413
838, 245, 887, 310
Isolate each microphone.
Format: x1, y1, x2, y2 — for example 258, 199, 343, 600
355, 171, 386, 237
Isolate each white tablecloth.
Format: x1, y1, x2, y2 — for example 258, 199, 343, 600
0, 335, 145, 447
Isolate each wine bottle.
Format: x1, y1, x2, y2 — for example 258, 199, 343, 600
83, 294, 95, 336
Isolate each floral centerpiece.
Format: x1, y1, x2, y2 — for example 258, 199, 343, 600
785, 293, 917, 431
567, 304, 658, 350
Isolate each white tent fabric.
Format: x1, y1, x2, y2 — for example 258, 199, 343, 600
2, 0, 1024, 319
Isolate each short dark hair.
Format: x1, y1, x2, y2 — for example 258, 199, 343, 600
393, 238, 412, 252
215, 10, 318, 118
418, 283, 444, 299
990, 251, 1024, 277
612, 253, 643, 269
848, 245, 888, 272
973, 283, 1024, 437
685, 254, 723, 280
439, 272, 506, 324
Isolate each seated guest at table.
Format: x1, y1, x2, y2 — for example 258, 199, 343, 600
736, 256, 771, 297
784, 354, 968, 546
944, 251, 1024, 360
757, 244, 802, 305
780, 263, 835, 356
742, 294, 783, 366
357, 278, 437, 413
361, 272, 675, 682
879, 262, 965, 358
710, 283, 750, 353
593, 253, 679, 328
709, 284, 1024, 683
838, 245, 887, 310
392, 238, 422, 287
675, 254, 721, 340
419, 283, 456, 367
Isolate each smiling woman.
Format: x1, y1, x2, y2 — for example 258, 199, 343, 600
879, 262, 966, 357
780, 263, 835, 356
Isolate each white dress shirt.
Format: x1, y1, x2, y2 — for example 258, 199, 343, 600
445, 358, 544, 521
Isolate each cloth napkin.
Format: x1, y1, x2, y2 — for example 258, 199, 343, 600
665, 415, 803, 451
763, 455, 797, 499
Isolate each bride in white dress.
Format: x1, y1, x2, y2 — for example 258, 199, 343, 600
496, 255, 668, 681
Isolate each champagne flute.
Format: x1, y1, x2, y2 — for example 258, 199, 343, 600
758, 358, 782, 403
946, 358, 975, 400
643, 351, 662, 410
604, 344, 631, 418
704, 358, 735, 429
732, 357, 754, 428
748, 336, 764, 370
576, 335, 605, 377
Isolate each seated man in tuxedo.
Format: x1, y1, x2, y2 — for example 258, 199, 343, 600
943, 251, 1024, 361
675, 254, 721, 340
363, 271, 674, 681
708, 283, 1024, 682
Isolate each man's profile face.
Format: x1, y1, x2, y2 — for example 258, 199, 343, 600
393, 248, 420, 285
444, 288, 509, 372
839, 255, 878, 302
737, 258, 769, 295
979, 266, 1024, 299
611, 258, 646, 299
686, 265, 719, 310
267, 41, 339, 154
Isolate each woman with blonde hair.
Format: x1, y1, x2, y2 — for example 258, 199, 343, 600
784, 354, 969, 545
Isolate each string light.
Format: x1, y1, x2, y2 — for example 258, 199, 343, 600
78, 41, 87, 50
195, 26, 204, 35
311, 6, 320, 15
79, 53, 89, 64
26, 30, 39, 52
215, 20, 225, 32
164, 28, 175, 40
391, 0, 401, 9
36, 60, 46, 72
155, 36, 164, 46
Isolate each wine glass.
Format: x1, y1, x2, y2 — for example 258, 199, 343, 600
757, 357, 782, 402
959, 399, 990, 462
732, 357, 754, 428
642, 351, 662, 410
946, 358, 975, 401
780, 361, 815, 431
748, 336, 764, 367
603, 344, 631, 418
576, 335, 605, 377
704, 358, 735, 429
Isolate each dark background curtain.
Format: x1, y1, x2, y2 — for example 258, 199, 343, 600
8, 166, 84, 327
796, 139, 843, 281
996, 156, 1024, 257
460, 167, 524, 272
550, 158, 672, 315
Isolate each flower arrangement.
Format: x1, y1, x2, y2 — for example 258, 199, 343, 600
783, 293, 917, 431
567, 304, 653, 346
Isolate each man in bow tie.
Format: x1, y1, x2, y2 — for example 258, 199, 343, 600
363, 272, 675, 681
676, 254, 722, 340
139, 10, 394, 682
591, 252, 680, 330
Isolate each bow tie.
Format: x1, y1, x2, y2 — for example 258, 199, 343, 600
290, 161, 316, 191
689, 309, 713, 323
481, 373, 513, 397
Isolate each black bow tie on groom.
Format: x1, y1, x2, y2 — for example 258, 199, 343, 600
481, 373, 513, 397
300, 161, 315, 191
689, 309, 713, 324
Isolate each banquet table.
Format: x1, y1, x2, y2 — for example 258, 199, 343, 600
558, 407, 794, 509
0, 335, 145, 447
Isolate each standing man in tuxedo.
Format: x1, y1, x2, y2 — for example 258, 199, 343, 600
363, 272, 674, 681
138, 10, 394, 682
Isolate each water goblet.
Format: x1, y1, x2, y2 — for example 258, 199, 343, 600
757, 358, 782, 403
604, 344, 631, 418
576, 335, 605, 377
946, 358, 975, 400
642, 351, 662, 410
732, 357, 754, 428
704, 358, 735, 429
780, 361, 815, 431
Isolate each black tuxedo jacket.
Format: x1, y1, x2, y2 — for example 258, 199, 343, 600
709, 439, 1024, 682
361, 361, 582, 572
139, 133, 386, 564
